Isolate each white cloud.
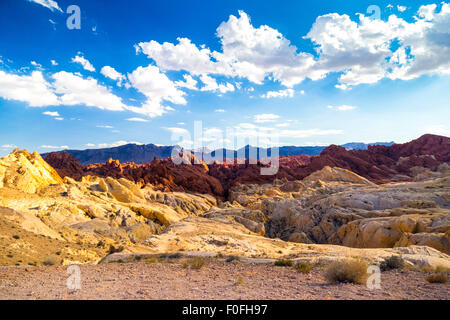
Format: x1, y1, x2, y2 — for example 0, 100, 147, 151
138, 37, 230, 76
397, 5, 407, 12
54, 117, 64, 120
1, 144, 17, 149
51, 60, 58, 66
200, 74, 235, 93
215, 109, 226, 113
328, 105, 357, 111
261, 89, 294, 99
127, 65, 187, 118
85, 143, 96, 147
72, 55, 96, 72
177, 122, 185, 125
135, 6, 450, 90
40, 145, 69, 149
100, 66, 125, 85
254, 113, 280, 123
42, 111, 60, 117
0, 71, 59, 107
96, 125, 114, 129
52, 71, 127, 111
27, 0, 62, 12
175, 74, 198, 90
126, 117, 149, 122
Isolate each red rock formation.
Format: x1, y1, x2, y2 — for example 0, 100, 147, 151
44, 134, 450, 198
44, 152, 84, 181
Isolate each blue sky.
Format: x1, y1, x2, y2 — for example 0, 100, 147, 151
0, 0, 449, 156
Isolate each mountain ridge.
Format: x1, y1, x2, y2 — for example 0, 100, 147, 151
42, 141, 395, 165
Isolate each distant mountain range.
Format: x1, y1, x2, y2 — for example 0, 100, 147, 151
42, 141, 395, 165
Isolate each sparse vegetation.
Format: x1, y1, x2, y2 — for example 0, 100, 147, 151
235, 276, 245, 286
380, 256, 404, 271
294, 262, 312, 274
226, 255, 240, 263
426, 273, 448, 284
144, 258, 157, 263
42, 256, 58, 266
274, 259, 294, 267
324, 259, 369, 284
12, 235, 20, 240
183, 257, 207, 270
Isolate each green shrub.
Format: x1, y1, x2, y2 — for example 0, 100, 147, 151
324, 259, 369, 285
294, 262, 312, 274
274, 259, 294, 267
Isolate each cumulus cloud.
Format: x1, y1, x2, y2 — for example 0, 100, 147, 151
135, 5, 450, 90
261, 89, 295, 99
27, 0, 62, 12
0, 71, 59, 106
100, 66, 125, 85
72, 55, 96, 72
175, 74, 198, 90
199, 74, 235, 93
127, 65, 187, 118
398, 5, 407, 12
254, 113, 280, 123
52, 71, 127, 111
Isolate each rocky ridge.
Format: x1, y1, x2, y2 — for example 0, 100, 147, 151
1, 149, 449, 270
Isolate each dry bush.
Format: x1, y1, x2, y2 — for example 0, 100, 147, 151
274, 259, 294, 267
426, 273, 448, 284
294, 262, 312, 274
324, 259, 369, 284
380, 256, 404, 271
42, 255, 58, 266
226, 255, 240, 263
183, 257, 207, 270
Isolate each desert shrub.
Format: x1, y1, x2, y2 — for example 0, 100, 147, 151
380, 256, 404, 271
274, 259, 294, 267
168, 253, 182, 259
426, 273, 448, 284
144, 258, 157, 263
294, 262, 312, 274
108, 245, 124, 254
434, 266, 450, 274
324, 259, 369, 285
134, 255, 143, 261
12, 235, 20, 240
42, 256, 58, 266
235, 276, 245, 286
226, 255, 240, 263
183, 257, 207, 270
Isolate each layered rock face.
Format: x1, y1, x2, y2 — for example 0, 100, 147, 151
0, 149, 63, 193
44, 134, 450, 198
228, 166, 450, 254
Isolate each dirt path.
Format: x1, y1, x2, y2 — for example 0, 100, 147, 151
0, 260, 448, 300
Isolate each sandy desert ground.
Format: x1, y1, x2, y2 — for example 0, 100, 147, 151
0, 259, 448, 300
